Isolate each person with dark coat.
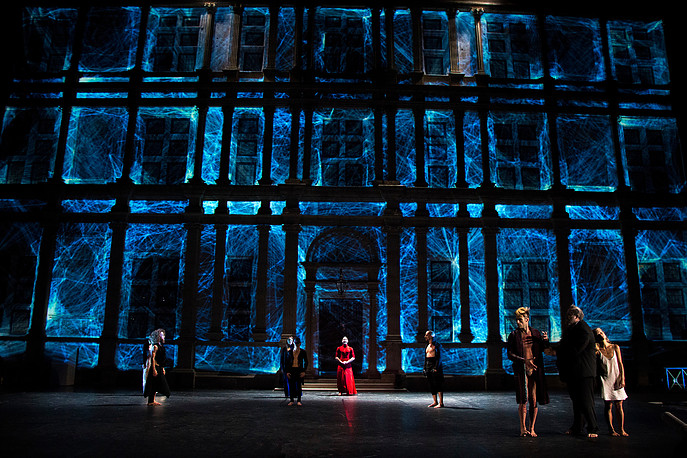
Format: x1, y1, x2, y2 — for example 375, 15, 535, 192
557, 305, 599, 437
424, 330, 445, 408
279, 336, 294, 398
284, 336, 308, 406
143, 328, 171, 406
507, 307, 550, 437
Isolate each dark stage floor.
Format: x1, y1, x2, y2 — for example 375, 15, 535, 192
1, 388, 686, 457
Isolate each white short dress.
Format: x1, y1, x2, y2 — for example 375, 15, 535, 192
599, 350, 628, 401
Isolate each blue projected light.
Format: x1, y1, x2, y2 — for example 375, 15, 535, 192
403, 347, 487, 375
546, 16, 605, 82
482, 14, 543, 80
608, 20, 670, 85
63, 107, 128, 184
570, 230, 631, 340
22, 7, 78, 73
47, 223, 112, 338
79, 7, 140, 73
143, 7, 205, 73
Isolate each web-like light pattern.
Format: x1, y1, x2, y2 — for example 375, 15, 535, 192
22, 7, 77, 73
276, 7, 295, 74
394, 9, 412, 77
464, 111, 484, 187
633, 207, 687, 221
78, 7, 140, 73
469, 228, 488, 343
607, 20, 670, 85
201, 107, 223, 184
569, 229, 631, 340
63, 107, 127, 184
557, 114, 617, 191
482, 14, 543, 80
496, 205, 553, 219
546, 16, 605, 82
403, 347, 487, 375
567, 205, 620, 221
196, 344, 280, 373
46, 223, 111, 338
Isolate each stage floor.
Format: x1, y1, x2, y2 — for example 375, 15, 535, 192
1, 389, 685, 457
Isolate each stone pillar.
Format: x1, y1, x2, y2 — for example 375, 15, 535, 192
209, 222, 227, 340
410, 7, 424, 82
413, 100, 428, 187
97, 220, 128, 382
457, 223, 474, 343
383, 223, 403, 374
448, 8, 460, 78
472, 8, 486, 75
281, 224, 301, 339
176, 222, 202, 388
253, 225, 270, 342
483, 205, 505, 387
553, 205, 573, 320
304, 275, 317, 377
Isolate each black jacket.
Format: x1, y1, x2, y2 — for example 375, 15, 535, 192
557, 319, 596, 381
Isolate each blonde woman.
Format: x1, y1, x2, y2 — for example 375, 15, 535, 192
594, 328, 628, 436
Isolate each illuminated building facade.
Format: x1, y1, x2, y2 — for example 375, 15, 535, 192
1, 1, 685, 389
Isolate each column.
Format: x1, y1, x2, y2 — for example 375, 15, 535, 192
253, 225, 270, 341
304, 275, 317, 377
227, 5, 243, 75
209, 223, 227, 340
410, 7, 423, 82
259, 105, 275, 185
416, 227, 428, 341
472, 8, 486, 76
218, 104, 234, 186
176, 222, 202, 387
383, 223, 403, 374
413, 100, 428, 187
483, 205, 504, 386
553, 205, 573, 318
264, 4, 279, 81
448, 8, 460, 81
281, 224, 301, 339
97, 220, 128, 381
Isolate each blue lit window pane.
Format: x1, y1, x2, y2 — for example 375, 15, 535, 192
483, 14, 543, 79
558, 114, 617, 191
489, 112, 551, 190
211, 8, 233, 71
422, 11, 449, 75
201, 107, 223, 184
231, 109, 264, 185
47, 223, 111, 338
314, 8, 373, 78
63, 107, 127, 184
45, 342, 99, 369
144, 8, 204, 72
394, 10, 413, 75
636, 230, 687, 340
132, 108, 197, 185
456, 12, 478, 77
425, 111, 456, 188
1, 107, 61, 184
619, 117, 684, 194
119, 224, 186, 339
608, 20, 670, 85
22, 7, 78, 73
0, 223, 42, 337
570, 230, 631, 340
276, 7, 295, 74
470, 229, 487, 343
240, 8, 269, 72
498, 229, 560, 341
545, 16, 605, 82
79, 7, 140, 72
196, 345, 280, 373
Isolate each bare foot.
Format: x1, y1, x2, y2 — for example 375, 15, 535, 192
297, 402, 302, 406
587, 433, 598, 438
147, 401, 161, 406
610, 430, 619, 437
529, 430, 538, 437
520, 431, 530, 437
621, 431, 629, 437
287, 401, 294, 406
433, 404, 444, 409
428, 403, 438, 408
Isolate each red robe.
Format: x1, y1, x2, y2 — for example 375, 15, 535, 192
336, 345, 357, 395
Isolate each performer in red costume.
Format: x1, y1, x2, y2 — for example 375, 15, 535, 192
335, 336, 357, 395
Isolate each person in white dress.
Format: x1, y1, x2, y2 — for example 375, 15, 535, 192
594, 328, 629, 436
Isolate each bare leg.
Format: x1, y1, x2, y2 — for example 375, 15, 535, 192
428, 394, 438, 408
528, 379, 538, 437
518, 404, 528, 436
604, 401, 618, 435
615, 401, 628, 436
434, 392, 444, 408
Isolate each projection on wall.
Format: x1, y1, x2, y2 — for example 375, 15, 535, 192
2, 6, 685, 379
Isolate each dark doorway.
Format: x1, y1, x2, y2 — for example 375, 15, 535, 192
318, 297, 363, 376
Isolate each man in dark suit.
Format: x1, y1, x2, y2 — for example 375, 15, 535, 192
285, 336, 308, 406
557, 305, 599, 437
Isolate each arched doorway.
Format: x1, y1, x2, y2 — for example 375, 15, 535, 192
302, 228, 381, 378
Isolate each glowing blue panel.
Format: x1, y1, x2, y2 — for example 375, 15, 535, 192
400, 228, 418, 343
488, 111, 552, 190
403, 347, 486, 375
300, 202, 385, 216
45, 342, 98, 368
63, 107, 128, 184
496, 205, 553, 219
195, 345, 280, 373
143, 8, 205, 72
0, 223, 42, 337
421, 11, 450, 75
22, 7, 77, 73
464, 111, 483, 188
271, 108, 301, 184
228, 202, 262, 215
276, 8, 295, 74
635, 230, 687, 340
394, 10, 412, 75
0, 107, 61, 184
79, 7, 140, 72
633, 207, 687, 221
396, 109, 415, 186
211, 8, 233, 71
618, 117, 685, 194
482, 14, 543, 80
467, 204, 483, 218
129, 200, 187, 214
313, 8, 373, 80
311, 109, 375, 186
469, 228, 487, 343
557, 114, 617, 191
116, 342, 178, 370
498, 228, 561, 341
230, 108, 264, 185
46, 223, 111, 338
570, 229, 631, 340
131, 107, 197, 185
425, 111, 457, 187
0, 341, 26, 359
428, 228, 461, 341
545, 16, 605, 82
608, 20, 670, 85
456, 12, 478, 77
567, 205, 620, 220
62, 200, 116, 213
0, 200, 47, 212
201, 107, 223, 184
428, 204, 458, 218
77, 92, 128, 99
118, 224, 186, 339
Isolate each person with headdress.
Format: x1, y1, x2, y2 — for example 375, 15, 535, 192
285, 336, 308, 405
507, 307, 550, 437
594, 327, 629, 436
424, 330, 444, 408
335, 336, 357, 396
143, 328, 171, 406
